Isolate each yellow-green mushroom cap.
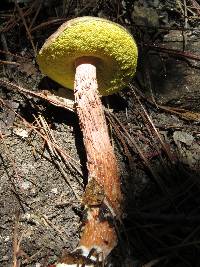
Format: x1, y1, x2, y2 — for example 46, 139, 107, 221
37, 16, 138, 96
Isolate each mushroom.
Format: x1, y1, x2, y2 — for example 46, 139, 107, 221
37, 16, 137, 265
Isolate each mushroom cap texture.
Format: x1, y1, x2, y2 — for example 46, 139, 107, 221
37, 16, 138, 96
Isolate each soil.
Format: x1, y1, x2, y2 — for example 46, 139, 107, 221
0, 1, 200, 267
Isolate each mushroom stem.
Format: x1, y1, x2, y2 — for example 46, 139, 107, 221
74, 59, 122, 260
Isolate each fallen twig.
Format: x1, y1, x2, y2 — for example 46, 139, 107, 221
0, 79, 74, 111
36, 114, 81, 199
14, 0, 36, 55
0, 60, 20, 66
148, 43, 200, 62
129, 84, 174, 163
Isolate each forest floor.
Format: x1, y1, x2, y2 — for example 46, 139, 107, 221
0, 1, 200, 267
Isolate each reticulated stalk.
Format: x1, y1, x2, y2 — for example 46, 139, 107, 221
73, 58, 122, 261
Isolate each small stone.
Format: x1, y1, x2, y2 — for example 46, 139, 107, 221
51, 188, 58, 194
13, 128, 29, 138
21, 181, 31, 190
164, 30, 183, 42
2, 256, 9, 261
173, 131, 194, 146
4, 236, 10, 242
132, 5, 159, 27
